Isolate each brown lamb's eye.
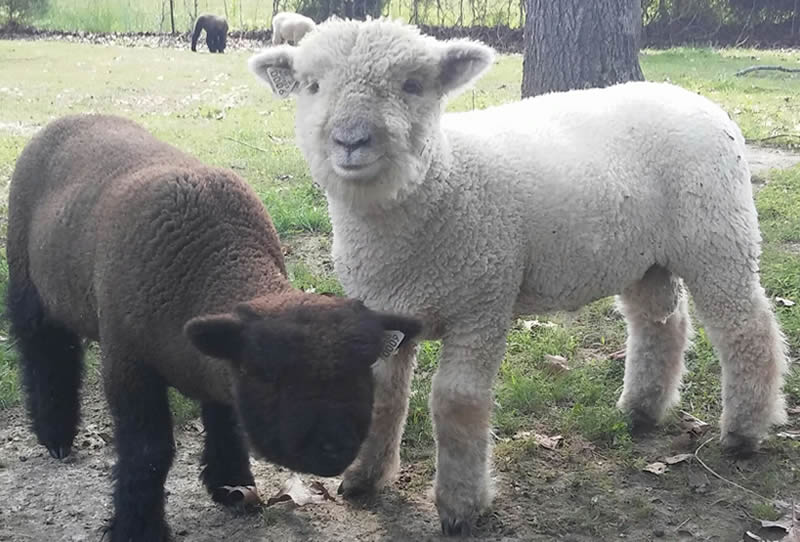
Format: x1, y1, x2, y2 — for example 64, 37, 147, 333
307, 81, 319, 94
402, 79, 423, 96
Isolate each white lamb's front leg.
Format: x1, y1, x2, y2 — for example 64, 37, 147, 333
432, 330, 508, 536
338, 341, 418, 496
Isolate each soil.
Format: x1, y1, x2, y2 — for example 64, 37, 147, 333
2, 368, 798, 542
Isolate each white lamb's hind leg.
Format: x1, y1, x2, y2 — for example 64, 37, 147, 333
616, 265, 692, 430
432, 329, 508, 536
338, 341, 418, 496
687, 277, 788, 455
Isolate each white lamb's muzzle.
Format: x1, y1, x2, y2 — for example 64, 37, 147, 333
331, 155, 385, 181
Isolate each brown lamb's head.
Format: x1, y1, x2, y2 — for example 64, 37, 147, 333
184, 293, 421, 477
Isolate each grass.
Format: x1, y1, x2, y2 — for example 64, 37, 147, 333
0, 38, 798, 500
30, 0, 524, 33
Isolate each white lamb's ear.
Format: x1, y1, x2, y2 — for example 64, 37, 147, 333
248, 46, 300, 99
437, 39, 495, 97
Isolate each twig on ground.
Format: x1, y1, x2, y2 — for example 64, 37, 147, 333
224, 136, 269, 153
675, 517, 692, 531
693, 436, 772, 504
747, 134, 800, 144
735, 65, 800, 76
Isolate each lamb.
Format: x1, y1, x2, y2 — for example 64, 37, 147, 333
6, 113, 421, 542
248, 18, 789, 535
191, 13, 228, 53
271, 11, 315, 46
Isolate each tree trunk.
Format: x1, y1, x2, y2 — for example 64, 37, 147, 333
521, 0, 644, 98
169, 0, 176, 34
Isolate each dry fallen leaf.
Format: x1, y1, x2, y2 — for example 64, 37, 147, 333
745, 531, 765, 541
643, 462, 667, 475
520, 319, 557, 331
679, 410, 710, 437
510, 430, 564, 450
777, 431, 800, 440
776, 296, 796, 307
609, 348, 626, 360
534, 433, 564, 450
266, 474, 335, 508
542, 354, 570, 374
664, 453, 693, 465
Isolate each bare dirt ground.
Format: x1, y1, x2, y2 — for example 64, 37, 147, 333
2, 366, 798, 542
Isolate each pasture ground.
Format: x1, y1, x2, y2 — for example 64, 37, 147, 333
1, 37, 799, 541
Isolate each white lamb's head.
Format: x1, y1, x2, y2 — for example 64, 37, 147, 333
249, 18, 495, 206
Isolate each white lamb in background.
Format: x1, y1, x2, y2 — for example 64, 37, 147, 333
248, 18, 788, 536
271, 11, 315, 45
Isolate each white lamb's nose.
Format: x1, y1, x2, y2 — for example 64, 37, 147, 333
331, 121, 372, 152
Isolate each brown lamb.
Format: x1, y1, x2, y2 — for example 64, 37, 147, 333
6, 114, 421, 542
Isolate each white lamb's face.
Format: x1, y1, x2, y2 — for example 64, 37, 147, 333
249, 18, 495, 206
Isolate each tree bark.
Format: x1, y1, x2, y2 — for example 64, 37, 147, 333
521, 0, 644, 98
169, 0, 175, 34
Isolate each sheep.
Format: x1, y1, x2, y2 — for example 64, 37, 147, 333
6, 113, 421, 542
191, 13, 228, 53
271, 12, 315, 46
247, 18, 790, 535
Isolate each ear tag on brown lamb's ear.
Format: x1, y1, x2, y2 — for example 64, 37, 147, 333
371, 330, 405, 368
265, 66, 299, 98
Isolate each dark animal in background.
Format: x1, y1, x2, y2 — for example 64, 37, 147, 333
7, 114, 421, 542
191, 13, 228, 53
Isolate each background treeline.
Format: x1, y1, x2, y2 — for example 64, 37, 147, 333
2, 0, 799, 49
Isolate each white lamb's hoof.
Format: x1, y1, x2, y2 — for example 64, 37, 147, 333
337, 467, 381, 499
720, 431, 760, 458
435, 489, 488, 537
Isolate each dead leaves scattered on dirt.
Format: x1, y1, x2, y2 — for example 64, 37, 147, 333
644, 453, 693, 476
265, 473, 336, 508
508, 430, 565, 451
542, 354, 570, 375
679, 410, 711, 437
644, 413, 707, 476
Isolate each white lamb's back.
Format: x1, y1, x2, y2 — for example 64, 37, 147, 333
445, 81, 740, 143
442, 81, 747, 193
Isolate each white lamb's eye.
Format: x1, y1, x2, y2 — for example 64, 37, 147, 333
307, 81, 319, 94
402, 78, 423, 96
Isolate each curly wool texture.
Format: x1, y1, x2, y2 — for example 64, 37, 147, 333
271, 12, 315, 45
249, 18, 788, 534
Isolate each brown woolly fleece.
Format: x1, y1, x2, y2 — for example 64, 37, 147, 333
7, 114, 421, 542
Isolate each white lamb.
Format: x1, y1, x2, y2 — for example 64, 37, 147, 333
271, 12, 315, 46
248, 18, 788, 536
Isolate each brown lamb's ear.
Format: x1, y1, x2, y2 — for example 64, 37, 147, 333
184, 314, 246, 364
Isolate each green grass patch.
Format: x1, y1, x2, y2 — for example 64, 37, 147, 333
0, 346, 19, 408
168, 389, 201, 426
287, 261, 343, 295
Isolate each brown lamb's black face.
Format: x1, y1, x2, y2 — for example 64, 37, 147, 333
185, 297, 421, 477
